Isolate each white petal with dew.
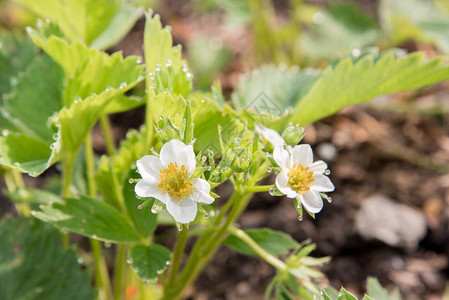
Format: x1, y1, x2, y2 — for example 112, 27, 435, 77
275, 171, 297, 198
166, 198, 197, 224
136, 155, 163, 180
273, 146, 291, 170
299, 190, 323, 213
135, 180, 169, 204
309, 160, 327, 174
160, 140, 196, 176
188, 178, 214, 204
255, 123, 285, 147
311, 174, 335, 192
291, 144, 313, 167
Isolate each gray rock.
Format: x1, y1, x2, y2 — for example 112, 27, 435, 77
355, 195, 427, 249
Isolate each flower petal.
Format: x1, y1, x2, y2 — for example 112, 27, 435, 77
273, 145, 291, 169
311, 174, 335, 192
187, 178, 214, 204
275, 171, 297, 198
160, 140, 196, 176
299, 190, 323, 213
291, 144, 313, 167
166, 198, 197, 224
136, 155, 163, 180
134, 180, 169, 204
255, 124, 285, 147
310, 160, 327, 174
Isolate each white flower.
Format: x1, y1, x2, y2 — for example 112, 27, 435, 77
134, 139, 214, 224
255, 123, 286, 148
273, 144, 334, 214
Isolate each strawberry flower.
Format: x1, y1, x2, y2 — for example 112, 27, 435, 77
273, 144, 334, 214
135, 139, 214, 224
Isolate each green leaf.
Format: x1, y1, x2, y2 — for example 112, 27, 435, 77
231, 65, 319, 130
380, 0, 449, 53
223, 228, 298, 257
301, 3, 381, 62
337, 288, 358, 300
129, 245, 171, 282
2, 54, 63, 142
366, 277, 401, 300
17, 0, 141, 48
0, 31, 37, 97
144, 11, 192, 98
290, 51, 449, 125
123, 172, 157, 238
33, 195, 140, 243
0, 132, 52, 175
0, 217, 95, 300
28, 31, 144, 106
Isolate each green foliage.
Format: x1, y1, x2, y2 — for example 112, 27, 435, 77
124, 173, 158, 238
301, 3, 381, 62
187, 35, 231, 89
129, 245, 171, 283
224, 228, 298, 257
0, 217, 94, 300
15, 0, 143, 49
292, 51, 449, 125
232, 51, 449, 128
144, 12, 192, 98
96, 127, 146, 205
33, 195, 140, 243
231, 65, 319, 130
380, 0, 449, 53
366, 277, 401, 300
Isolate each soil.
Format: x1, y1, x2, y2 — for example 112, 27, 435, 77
2, 1, 449, 299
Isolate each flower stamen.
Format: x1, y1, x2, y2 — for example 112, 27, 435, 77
158, 162, 193, 200
288, 164, 314, 193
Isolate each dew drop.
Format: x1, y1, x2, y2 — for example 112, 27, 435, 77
136, 58, 142, 64
203, 213, 209, 218
126, 258, 133, 264
165, 261, 170, 266
120, 82, 127, 89
324, 169, 331, 175
298, 215, 303, 221
105, 87, 111, 91
201, 156, 207, 161
151, 207, 159, 214
327, 196, 332, 203
136, 196, 141, 200
181, 65, 188, 72
186, 72, 192, 79
129, 178, 135, 184
267, 167, 272, 173
1, 129, 9, 136
177, 224, 183, 231
76, 257, 84, 264
138, 205, 143, 210
165, 59, 172, 67
269, 187, 276, 196
155, 64, 162, 71
92, 234, 98, 239
137, 75, 145, 81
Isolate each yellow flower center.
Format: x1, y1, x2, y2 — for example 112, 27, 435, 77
158, 162, 193, 200
288, 164, 314, 193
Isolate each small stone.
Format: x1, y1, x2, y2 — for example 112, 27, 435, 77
355, 195, 427, 249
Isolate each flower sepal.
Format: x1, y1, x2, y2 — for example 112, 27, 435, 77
281, 123, 305, 146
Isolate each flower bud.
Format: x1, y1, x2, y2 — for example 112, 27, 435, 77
281, 123, 305, 146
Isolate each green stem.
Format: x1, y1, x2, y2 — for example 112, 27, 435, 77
228, 226, 286, 270
4, 169, 30, 216
85, 135, 114, 300
114, 244, 127, 300
162, 161, 271, 300
61, 156, 75, 247
244, 185, 272, 193
99, 114, 115, 156
165, 224, 189, 289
